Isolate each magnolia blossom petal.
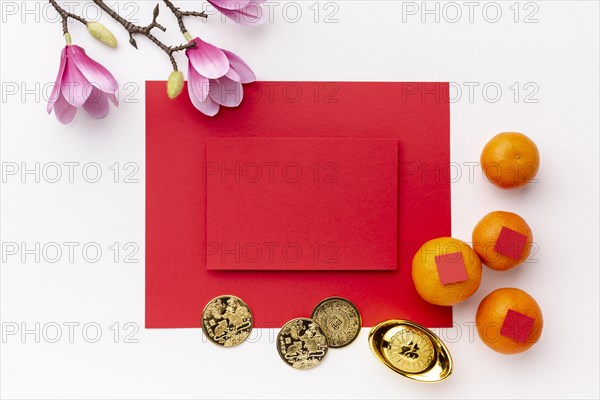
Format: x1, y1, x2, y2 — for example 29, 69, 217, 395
223, 50, 256, 83
53, 93, 78, 124
208, 0, 252, 10
189, 80, 220, 117
187, 38, 229, 79
188, 60, 211, 101
210, 76, 243, 107
108, 92, 119, 107
48, 45, 117, 124
68, 45, 118, 94
47, 47, 68, 114
61, 56, 93, 107
225, 67, 241, 82
83, 87, 110, 119
216, 2, 266, 25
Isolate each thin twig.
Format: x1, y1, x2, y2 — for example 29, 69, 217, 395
92, 0, 195, 70
162, 0, 208, 34
48, 0, 87, 34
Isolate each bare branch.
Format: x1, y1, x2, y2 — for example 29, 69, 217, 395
91, 0, 195, 70
48, 0, 87, 35
162, 0, 208, 34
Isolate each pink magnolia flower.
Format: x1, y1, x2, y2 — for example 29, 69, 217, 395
207, 0, 266, 25
186, 37, 256, 117
47, 45, 118, 124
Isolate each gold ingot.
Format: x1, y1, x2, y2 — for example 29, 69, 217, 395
311, 297, 361, 348
368, 320, 453, 383
201, 295, 253, 347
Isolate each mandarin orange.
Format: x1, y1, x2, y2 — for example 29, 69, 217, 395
472, 211, 533, 271
412, 237, 482, 306
481, 132, 540, 189
476, 288, 543, 354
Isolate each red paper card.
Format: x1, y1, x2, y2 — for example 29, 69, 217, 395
205, 137, 398, 271
494, 226, 528, 260
146, 81, 452, 328
435, 252, 468, 285
501, 309, 535, 343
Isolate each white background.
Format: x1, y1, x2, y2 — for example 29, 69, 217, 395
1, 1, 599, 399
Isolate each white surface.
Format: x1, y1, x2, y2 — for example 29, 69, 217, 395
1, 1, 599, 399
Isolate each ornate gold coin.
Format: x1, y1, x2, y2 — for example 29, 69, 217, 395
368, 320, 453, 383
311, 297, 361, 348
277, 318, 328, 369
201, 295, 253, 347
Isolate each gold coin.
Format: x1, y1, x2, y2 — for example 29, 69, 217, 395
368, 320, 453, 383
277, 318, 328, 369
201, 295, 253, 347
311, 297, 362, 348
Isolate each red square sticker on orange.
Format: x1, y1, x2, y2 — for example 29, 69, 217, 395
494, 226, 528, 260
501, 309, 535, 343
205, 137, 398, 271
435, 252, 468, 285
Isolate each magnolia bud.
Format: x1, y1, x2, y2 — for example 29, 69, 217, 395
167, 71, 184, 99
87, 22, 117, 48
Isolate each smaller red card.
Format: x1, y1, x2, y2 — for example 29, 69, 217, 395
205, 137, 398, 271
501, 309, 535, 343
435, 252, 468, 285
494, 227, 528, 260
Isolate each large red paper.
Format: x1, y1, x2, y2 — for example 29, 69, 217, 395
205, 137, 399, 271
146, 81, 452, 328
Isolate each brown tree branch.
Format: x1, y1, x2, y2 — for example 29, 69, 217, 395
91, 0, 195, 71
162, 0, 208, 34
48, 0, 87, 35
